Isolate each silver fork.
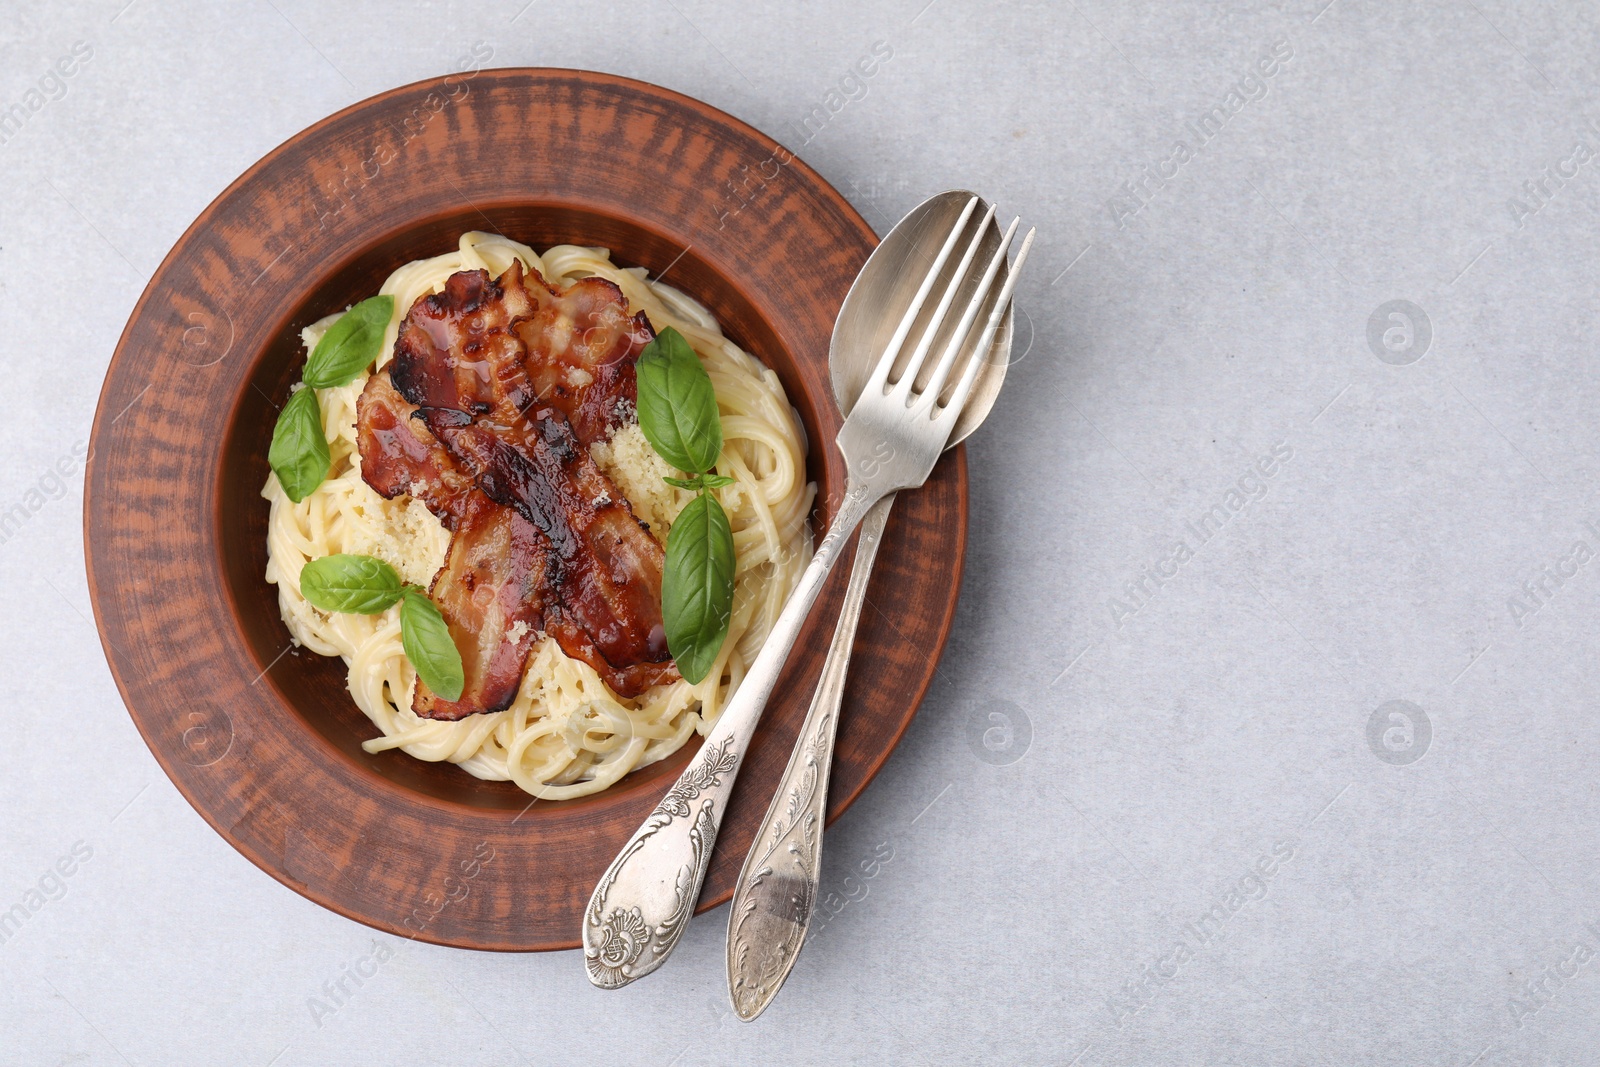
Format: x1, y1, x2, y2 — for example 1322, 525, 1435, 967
583, 198, 1036, 989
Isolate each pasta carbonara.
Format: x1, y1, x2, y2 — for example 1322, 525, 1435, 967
262, 232, 814, 800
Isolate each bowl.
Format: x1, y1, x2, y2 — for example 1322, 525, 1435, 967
85, 69, 967, 950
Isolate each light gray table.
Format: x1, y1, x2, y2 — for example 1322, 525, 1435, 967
4, 1, 1599, 1063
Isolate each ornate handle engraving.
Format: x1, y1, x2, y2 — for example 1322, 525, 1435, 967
726, 493, 896, 1019
584, 736, 738, 987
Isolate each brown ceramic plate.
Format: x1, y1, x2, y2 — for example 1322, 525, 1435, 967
84, 69, 966, 951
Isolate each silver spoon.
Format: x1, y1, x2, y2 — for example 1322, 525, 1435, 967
726, 190, 1022, 1020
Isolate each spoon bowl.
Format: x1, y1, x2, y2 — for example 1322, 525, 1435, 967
830, 189, 1016, 431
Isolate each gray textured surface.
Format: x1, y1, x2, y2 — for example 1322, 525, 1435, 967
4, 0, 1600, 1063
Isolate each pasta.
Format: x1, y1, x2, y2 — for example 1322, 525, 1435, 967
262, 232, 814, 800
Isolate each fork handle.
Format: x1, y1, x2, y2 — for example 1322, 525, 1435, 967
725, 491, 895, 1018
583, 482, 879, 988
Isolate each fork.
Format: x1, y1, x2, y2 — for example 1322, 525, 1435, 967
583, 197, 1035, 989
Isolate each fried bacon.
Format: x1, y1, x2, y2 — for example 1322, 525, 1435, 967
511, 272, 653, 446
419, 407, 676, 695
389, 261, 652, 446
416, 495, 548, 720
356, 373, 476, 528
354, 258, 677, 716
389, 266, 536, 416
356, 374, 548, 719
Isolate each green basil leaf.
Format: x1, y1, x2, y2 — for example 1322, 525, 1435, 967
663, 473, 736, 491
636, 326, 722, 474
401, 589, 465, 701
662, 492, 735, 685
302, 295, 395, 388
299, 553, 404, 614
268, 386, 330, 503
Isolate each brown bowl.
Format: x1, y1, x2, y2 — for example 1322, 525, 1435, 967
84, 69, 966, 951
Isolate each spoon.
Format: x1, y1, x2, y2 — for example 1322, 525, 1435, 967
725, 190, 1019, 1020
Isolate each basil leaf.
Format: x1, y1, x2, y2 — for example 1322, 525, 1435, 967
636, 326, 722, 474
662, 492, 735, 684
401, 589, 465, 701
663, 473, 736, 491
302, 295, 394, 388
269, 386, 330, 503
299, 553, 404, 614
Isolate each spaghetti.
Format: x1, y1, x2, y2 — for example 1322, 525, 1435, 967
262, 232, 814, 800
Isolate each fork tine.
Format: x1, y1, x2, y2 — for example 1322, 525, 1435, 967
889, 202, 997, 397
864, 196, 980, 393
916, 214, 1018, 409
937, 225, 1035, 423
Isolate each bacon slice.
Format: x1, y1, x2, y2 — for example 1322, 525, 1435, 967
418, 407, 676, 696
360, 257, 678, 711
512, 274, 653, 445
389, 261, 652, 445
356, 373, 476, 528
415, 495, 548, 720
389, 266, 537, 416
355, 373, 546, 717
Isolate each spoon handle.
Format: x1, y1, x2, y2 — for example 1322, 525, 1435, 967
725, 492, 895, 1019
583, 483, 878, 989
